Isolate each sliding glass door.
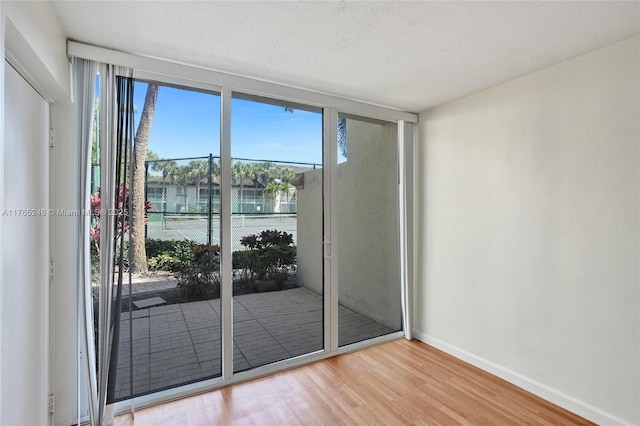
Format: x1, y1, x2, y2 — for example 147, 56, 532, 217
92, 76, 404, 406
334, 114, 402, 347
230, 94, 324, 372
108, 81, 223, 400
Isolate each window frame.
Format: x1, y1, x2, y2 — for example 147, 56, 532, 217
69, 40, 415, 418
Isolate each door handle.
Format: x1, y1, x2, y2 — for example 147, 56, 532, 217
323, 241, 331, 259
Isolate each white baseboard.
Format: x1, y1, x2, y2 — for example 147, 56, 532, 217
413, 331, 634, 426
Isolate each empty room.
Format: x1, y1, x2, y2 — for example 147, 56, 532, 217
0, 1, 638, 425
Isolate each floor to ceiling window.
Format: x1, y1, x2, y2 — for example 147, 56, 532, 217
84, 62, 410, 411
230, 94, 324, 372
335, 114, 402, 347
91, 80, 224, 400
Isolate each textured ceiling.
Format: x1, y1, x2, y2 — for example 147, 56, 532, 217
51, 1, 640, 112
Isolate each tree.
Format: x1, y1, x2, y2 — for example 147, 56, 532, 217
338, 117, 347, 159
232, 161, 250, 213
145, 149, 160, 165
131, 83, 159, 274
272, 167, 295, 183
253, 162, 278, 187
265, 180, 292, 213
90, 185, 152, 249
147, 150, 176, 212
172, 165, 191, 212
242, 162, 297, 211
188, 160, 209, 208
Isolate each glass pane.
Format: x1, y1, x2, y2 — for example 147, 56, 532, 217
231, 94, 323, 372
111, 81, 222, 400
337, 115, 402, 347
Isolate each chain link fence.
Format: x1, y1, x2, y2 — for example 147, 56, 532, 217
92, 155, 321, 250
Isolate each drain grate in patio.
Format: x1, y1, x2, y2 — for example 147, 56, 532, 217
133, 297, 167, 309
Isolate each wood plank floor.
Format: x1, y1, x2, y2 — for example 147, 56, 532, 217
113, 339, 594, 425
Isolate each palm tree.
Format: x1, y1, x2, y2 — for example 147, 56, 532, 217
249, 162, 275, 209
131, 83, 159, 275
188, 160, 209, 209
257, 162, 277, 187
338, 116, 347, 159
172, 165, 191, 212
148, 153, 177, 212
274, 167, 296, 184
232, 161, 251, 213
265, 180, 292, 213
244, 162, 261, 207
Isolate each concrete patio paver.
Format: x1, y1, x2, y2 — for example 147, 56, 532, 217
114, 287, 396, 400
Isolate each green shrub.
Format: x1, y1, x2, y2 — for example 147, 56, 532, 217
237, 230, 296, 288
258, 245, 296, 283
176, 243, 220, 301
232, 250, 251, 269
232, 250, 254, 283
145, 238, 194, 272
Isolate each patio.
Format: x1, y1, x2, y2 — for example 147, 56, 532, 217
113, 286, 396, 400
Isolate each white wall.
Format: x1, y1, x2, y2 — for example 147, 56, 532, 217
0, 4, 4, 422
2, 60, 50, 426
2, 1, 68, 98
297, 120, 402, 330
295, 168, 323, 294
416, 36, 639, 424
1, 2, 75, 425
337, 120, 401, 330
49, 100, 77, 426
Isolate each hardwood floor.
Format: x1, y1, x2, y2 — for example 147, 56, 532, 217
113, 339, 594, 425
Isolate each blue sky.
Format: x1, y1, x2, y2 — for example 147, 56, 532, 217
133, 81, 323, 166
